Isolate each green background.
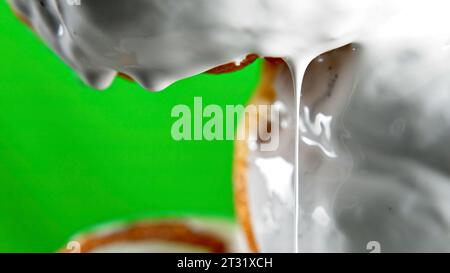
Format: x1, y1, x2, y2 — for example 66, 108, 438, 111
0, 1, 260, 252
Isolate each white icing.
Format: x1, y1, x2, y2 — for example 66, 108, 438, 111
8, 0, 383, 90
10, 0, 450, 252
248, 43, 450, 252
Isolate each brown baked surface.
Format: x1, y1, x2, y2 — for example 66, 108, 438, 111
233, 60, 282, 253
60, 221, 229, 253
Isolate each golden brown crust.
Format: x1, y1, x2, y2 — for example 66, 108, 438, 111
206, 54, 258, 74
206, 56, 284, 74
233, 139, 256, 252
233, 60, 284, 253
60, 221, 228, 253
9, 3, 32, 28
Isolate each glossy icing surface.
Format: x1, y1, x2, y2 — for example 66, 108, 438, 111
10, 0, 450, 252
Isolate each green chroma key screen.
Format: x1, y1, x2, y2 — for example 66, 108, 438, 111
0, 1, 261, 252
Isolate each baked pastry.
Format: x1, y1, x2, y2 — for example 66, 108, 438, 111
233, 45, 358, 252
60, 218, 246, 253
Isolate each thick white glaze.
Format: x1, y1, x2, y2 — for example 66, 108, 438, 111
9, 0, 450, 252
8, 0, 386, 90
248, 43, 450, 252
